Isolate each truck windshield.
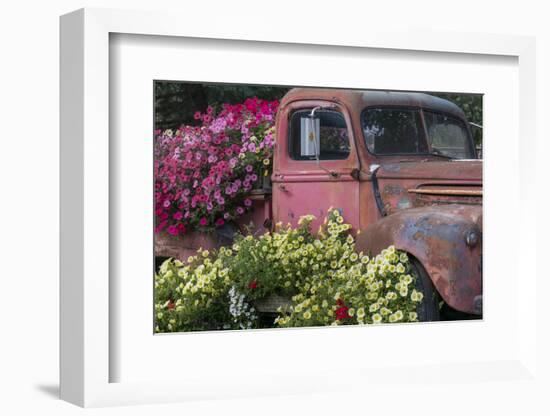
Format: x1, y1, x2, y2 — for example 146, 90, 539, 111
362, 108, 475, 159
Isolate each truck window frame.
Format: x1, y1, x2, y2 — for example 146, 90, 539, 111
421, 109, 477, 159
287, 108, 352, 161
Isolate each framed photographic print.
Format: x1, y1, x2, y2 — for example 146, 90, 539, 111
60, 7, 542, 409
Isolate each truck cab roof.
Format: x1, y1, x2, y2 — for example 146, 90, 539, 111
281, 88, 467, 121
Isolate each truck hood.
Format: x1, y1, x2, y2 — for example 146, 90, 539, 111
377, 160, 482, 181
374, 160, 482, 214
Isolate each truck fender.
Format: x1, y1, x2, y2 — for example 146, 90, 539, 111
355, 205, 482, 314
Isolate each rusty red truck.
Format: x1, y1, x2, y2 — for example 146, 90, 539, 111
156, 88, 482, 320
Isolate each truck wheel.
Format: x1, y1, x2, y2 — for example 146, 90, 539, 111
409, 258, 440, 322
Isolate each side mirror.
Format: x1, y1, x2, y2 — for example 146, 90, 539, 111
300, 116, 320, 157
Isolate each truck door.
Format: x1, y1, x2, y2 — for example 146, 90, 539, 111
272, 101, 361, 232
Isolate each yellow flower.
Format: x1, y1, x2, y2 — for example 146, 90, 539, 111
411, 290, 424, 302
348, 308, 355, 317
357, 307, 365, 318
303, 311, 312, 320
350, 253, 359, 262
380, 307, 391, 316
263, 158, 270, 165
321, 300, 328, 308
336, 216, 344, 224
408, 312, 418, 321
372, 313, 382, 324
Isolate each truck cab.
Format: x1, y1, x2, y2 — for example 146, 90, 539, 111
272, 88, 482, 317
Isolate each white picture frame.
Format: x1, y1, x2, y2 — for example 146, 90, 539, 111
60, 7, 542, 408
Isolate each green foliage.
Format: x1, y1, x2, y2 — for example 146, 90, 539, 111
154, 211, 424, 332
154, 253, 233, 332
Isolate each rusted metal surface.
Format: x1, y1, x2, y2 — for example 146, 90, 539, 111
407, 189, 482, 196
273, 88, 482, 315
272, 96, 361, 231
355, 205, 482, 314
154, 195, 270, 260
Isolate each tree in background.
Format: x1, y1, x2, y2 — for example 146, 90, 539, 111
154, 82, 290, 131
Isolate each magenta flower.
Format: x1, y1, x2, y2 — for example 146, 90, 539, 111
154, 98, 279, 234
167, 225, 179, 236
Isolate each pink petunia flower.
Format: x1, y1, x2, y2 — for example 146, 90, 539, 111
167, 225, 179, 236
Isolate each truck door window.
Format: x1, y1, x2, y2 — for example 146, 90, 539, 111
362, 108, 428, 155
289, 109, 350, 160
423, 111, 475, 159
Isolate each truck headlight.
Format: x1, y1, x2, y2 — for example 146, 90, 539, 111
465, 229, 480, 247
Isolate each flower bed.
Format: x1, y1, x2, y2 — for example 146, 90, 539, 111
154, 210, 424, 332
154, 98, 279, 236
